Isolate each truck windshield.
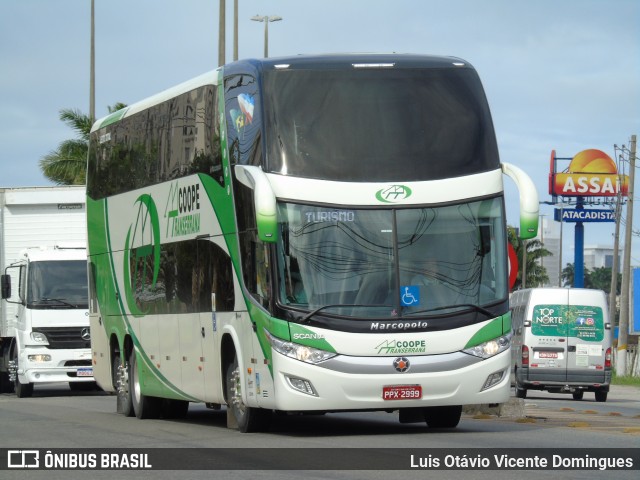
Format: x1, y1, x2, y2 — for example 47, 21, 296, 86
276, 197, 507, 320
27, 260, 88, 309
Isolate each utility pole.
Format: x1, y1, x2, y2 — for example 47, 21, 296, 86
617, 135, 636, 376
233, 0, 238, 61
90, 0, 95, 123
609, 147, 624, 343
521, 240, 527, 289
218, 0, 226, 66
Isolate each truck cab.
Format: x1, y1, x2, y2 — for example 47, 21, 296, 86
0, 245, 93, 397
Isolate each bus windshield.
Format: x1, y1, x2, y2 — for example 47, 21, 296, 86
276, 197, 507, 320
263, 67, 499, 182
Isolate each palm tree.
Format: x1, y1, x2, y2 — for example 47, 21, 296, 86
508, 227, 552, 289
39, 103, 126, 185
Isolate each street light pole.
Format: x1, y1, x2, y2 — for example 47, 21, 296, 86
251, 15, 282, 58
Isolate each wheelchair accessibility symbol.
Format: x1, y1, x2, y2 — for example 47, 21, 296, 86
401, 286, 420, 307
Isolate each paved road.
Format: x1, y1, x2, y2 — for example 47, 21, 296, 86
0, 383, 638, 480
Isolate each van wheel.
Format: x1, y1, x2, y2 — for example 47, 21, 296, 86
572, 391, 584, 400
595, 389, 608, 402
423, 405, 462, 428
129, 350, 161, 419
225, 356, 271, 432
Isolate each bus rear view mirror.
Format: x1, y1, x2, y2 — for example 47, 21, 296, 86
502, 162, 539, 240
234, 165, 278, 243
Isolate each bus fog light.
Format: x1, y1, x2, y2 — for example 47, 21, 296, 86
481, 370, 506, 391
285, 375, 318, 396
28, 354, 52, 362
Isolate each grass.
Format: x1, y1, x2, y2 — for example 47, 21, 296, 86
611, 373, 640, 386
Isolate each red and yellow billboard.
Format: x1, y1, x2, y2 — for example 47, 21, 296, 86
549, 149, 629, 197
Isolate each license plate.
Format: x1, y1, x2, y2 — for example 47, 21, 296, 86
538, 352, 558, 359
77, 367, 93, 377
382, 385, 422, 400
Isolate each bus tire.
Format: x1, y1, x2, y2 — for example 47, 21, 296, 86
225, 356, 271, 433
595, 389, 608, 402
129, 350, 161, 419
423, 405, 462, 428
161, 399, 189, 419
114, 354, 134, 417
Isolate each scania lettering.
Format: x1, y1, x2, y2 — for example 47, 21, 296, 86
87, 54, 538, 431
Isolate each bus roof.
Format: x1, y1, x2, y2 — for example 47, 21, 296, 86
91, 53, 473, 132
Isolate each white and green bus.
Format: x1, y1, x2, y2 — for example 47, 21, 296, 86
87, 54, 539, 431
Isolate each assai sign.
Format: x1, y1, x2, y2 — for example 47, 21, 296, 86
549, 149, 629, 197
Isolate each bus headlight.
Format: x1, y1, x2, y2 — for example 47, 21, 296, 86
463, 333, 511, 359
264, 329, 336, 364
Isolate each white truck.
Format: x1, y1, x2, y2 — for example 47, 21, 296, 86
0, 186, 93, 396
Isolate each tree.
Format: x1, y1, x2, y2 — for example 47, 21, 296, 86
508, 227, 552, 289
39, 103, 126, 185
562, 263, 621, 294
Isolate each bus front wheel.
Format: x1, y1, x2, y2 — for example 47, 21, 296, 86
225, 356, 271, 433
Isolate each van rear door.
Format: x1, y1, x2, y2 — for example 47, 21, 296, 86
529, 289, 569, 383
565, 289, 609, 384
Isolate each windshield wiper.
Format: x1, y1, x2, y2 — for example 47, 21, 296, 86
405, 303, 494, 318
34, 297, 77, 308
300, 303, 392, 323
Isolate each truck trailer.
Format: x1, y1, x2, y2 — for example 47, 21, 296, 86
0, 186, 93, 396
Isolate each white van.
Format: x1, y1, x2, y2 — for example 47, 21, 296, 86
510, 288, 612, 402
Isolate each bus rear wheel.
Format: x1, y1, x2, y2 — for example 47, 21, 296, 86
129, 350, 162, 419
423, 405, 462, 428
225, 356, 271, 433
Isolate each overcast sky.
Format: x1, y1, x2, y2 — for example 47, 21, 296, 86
1, 0, 639, 265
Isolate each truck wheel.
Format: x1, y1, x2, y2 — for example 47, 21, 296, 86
572, 391, 584, 400
13, 350, 33, 398
595, 389, 608, 402
129, 349, 161, 419
515, 383, 527, 399
423, 405, 462, 428
225, 355, 271, 432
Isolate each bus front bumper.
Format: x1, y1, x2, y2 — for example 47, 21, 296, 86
267, 349, 511, 412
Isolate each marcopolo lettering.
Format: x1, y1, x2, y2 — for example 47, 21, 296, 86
371, 321, 428, 331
